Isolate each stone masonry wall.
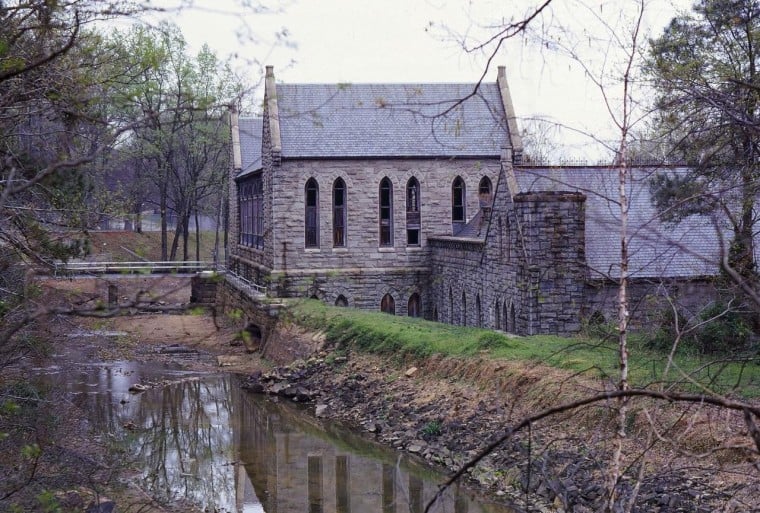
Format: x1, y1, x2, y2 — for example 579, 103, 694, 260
256, 157, 500, 315
514, 191, 586, 335
270, 158, 500, 274
584, 277, 719, 334
427, 238, 487, 326
272, 267, 428, 315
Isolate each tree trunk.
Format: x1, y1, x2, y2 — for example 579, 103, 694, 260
195, 208, 201, 262
160, 184, 168, 260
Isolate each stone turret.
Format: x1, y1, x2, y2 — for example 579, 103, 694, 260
513, 191, 586, 335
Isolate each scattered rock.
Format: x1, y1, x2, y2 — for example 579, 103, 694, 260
128, 383, 148, 393
315, 404, 328, 417
404, 366, 418, 377
407, 443, 423, 453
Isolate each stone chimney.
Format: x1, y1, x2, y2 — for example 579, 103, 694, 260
265, 65, 282, 164
497, 66, 523, 164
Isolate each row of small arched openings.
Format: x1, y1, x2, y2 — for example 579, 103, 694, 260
333, 292, 422, 318
443, 286, 517, 333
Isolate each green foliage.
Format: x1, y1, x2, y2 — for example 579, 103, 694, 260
421, 420, 442, 437
647, 0, 760, 277
477, 331, 514, 349
691, 302, 754, 354
646, 302, 755, 355
35, 490, 61, 513
20, 443, 41, 460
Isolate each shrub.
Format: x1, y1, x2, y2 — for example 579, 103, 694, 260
691, 302, 754, 354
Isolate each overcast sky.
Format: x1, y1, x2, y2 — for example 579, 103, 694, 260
161, 0, 691, 159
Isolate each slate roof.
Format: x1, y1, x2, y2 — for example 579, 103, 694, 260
514, 166, 723, 279
237, 117, 263, 179
274, 82, 509, 158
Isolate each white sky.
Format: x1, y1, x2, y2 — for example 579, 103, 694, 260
159, 0, 692, 160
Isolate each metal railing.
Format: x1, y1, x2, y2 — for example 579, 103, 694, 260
224, 269, 267, 297
53, 260, 213, 277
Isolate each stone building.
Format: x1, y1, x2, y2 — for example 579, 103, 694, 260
228, 66, 719, 336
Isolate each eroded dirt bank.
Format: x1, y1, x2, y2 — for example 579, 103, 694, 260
7, 278, 759, 512
240, 349, 757, 513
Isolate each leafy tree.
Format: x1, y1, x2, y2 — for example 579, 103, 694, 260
648, 0, 760, 281
115, 24, 240, 261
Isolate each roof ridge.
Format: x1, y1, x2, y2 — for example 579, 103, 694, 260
278, 81, 495, 87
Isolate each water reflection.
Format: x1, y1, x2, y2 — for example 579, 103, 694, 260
38, 362, 516, 513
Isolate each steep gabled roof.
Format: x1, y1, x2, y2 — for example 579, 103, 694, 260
273, 82, 510, 159
237, 117, 263, 179
514, 166, 722, 280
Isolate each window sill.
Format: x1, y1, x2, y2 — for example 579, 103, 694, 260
304, 248, 321, 253
332, 247, 349, 253
406, 246, 423, 251
378, 247, 396, 253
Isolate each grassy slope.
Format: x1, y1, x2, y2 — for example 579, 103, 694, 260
289, 299, 760, 398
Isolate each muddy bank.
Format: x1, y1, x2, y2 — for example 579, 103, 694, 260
241, 348, 755, 513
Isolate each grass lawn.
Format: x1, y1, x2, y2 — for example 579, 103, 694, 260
289, 299, 760, 398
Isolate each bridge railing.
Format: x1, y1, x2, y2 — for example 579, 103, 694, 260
224, 269, 267, 297
53, 260, 213, 277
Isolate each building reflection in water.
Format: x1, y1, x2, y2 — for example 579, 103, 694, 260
39, 362, 517, 513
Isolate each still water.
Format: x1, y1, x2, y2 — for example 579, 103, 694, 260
39, 361, 516, 513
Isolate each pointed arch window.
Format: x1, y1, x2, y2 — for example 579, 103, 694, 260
379, 177, 393, 246
305, 178, 319, 248
381, 293, 396, 315
408, 293, 421, 318
406, 177, 420, 246
333, 178, 346, 247
479, 176, 492, 197
461, 291, 467, 326
476, 293, 482, 328
335, 295, 348, 307
452, 176, 466, 224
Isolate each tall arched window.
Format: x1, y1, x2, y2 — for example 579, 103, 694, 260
479, 176, 492, 197
476, 293, 482, 328
508, 302, 516, 333
452, 176, 466, 225
461, 291, 467, 326
333, 178, 346, 247
408, 293, 421, 318
379, 177, 393, 246
495, 300, 501, 330
305, 178, 319, 248
381, 293, 396, 315
406, 177, 420, 246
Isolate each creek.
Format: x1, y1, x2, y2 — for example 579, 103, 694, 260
37, 359, 518, 513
